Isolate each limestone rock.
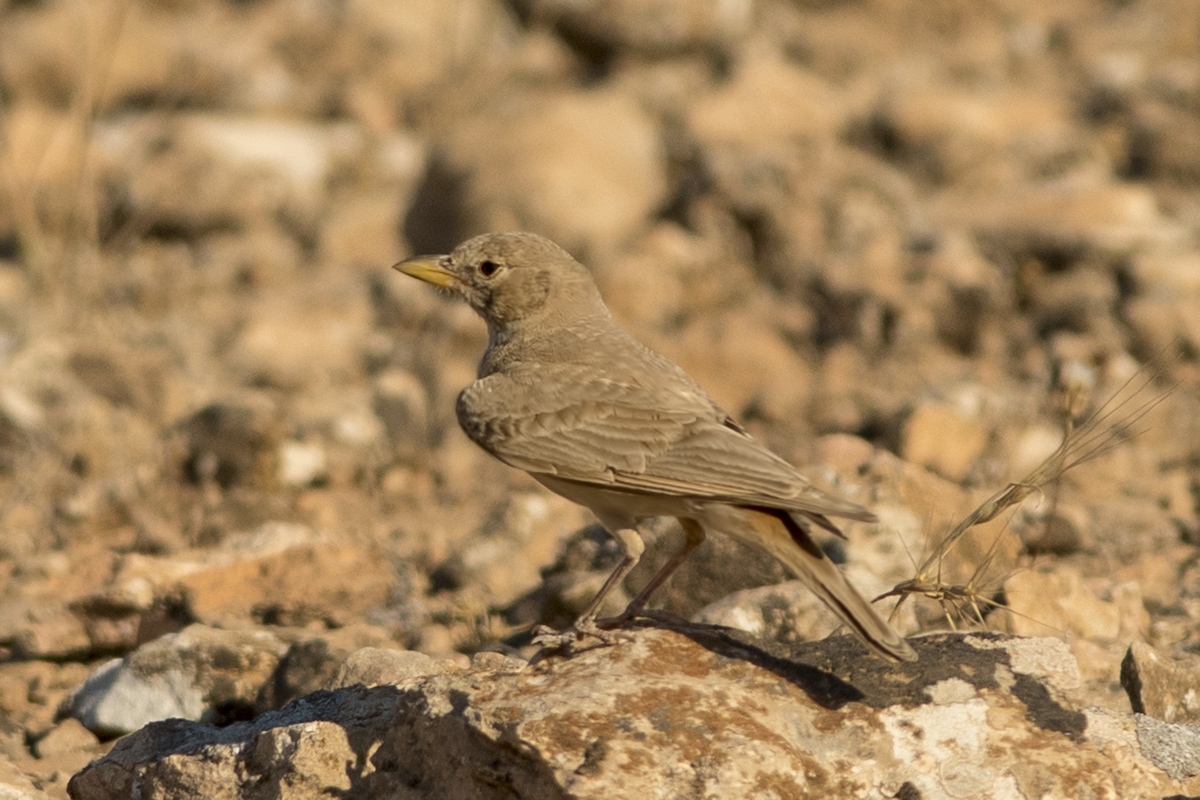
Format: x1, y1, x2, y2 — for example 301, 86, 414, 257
873, 85, 1080, 184
523, 0, 755, 56
230, 282, 373, 391
63, 624, 287, 737
96, 113, 364, 237
0, 752, 53, 800
178, 402, 278, 491
31, 718, 99, 760
405, 88, 666, 258
693, 571, 918, 644
1004, 564, 1149, 643
900, 399, 990, 482
324, 648, 439, 691
1121, 641, 1200, 724
0, 598, 93, 661
172, 524, 397, 629
449, 492, 593, 609
939, 182, 1184, 258
68, 630, 1200, 799
255, 625, 408, 712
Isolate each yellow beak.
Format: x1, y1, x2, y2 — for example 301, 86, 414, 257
392, 256, 456, 288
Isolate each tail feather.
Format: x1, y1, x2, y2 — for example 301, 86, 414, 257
744, 508, 918, 663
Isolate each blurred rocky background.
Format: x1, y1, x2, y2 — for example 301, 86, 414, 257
0, 0, 1199, 797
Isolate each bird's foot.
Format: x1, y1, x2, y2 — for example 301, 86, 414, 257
530, 617, 632, 655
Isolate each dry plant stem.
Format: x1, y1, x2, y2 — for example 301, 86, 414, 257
0, 0, 127, 314
881, 364, 1173, 625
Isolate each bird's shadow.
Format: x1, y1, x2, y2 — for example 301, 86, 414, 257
661, 619, 871, 710
528, 615, 1000, 712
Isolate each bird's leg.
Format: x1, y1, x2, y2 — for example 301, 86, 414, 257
609, 518, 706, 625
532, 524, 645, 650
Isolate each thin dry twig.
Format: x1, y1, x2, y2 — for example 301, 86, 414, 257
877, 357, 1173, 630
0, 0, 128, 306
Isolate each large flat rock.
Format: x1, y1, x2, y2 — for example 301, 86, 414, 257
70, 629, 1200, 800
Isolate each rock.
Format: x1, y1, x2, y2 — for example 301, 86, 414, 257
68, 630, 1200, 799
468, 651, 527, 673
591, 222, 738, 334
623, 517, 786, 621
688, 50, 845, 150
1128, 713, 1200, 782
372, 367, 432, 459
276, 439, 327, 488
78, 522, 397, 633
26, 718, 106, 795
693, 570, 917, 644
524, 0, 755, 56
347, 0, 519, 106
324, 648, 439, 690
682, 54, 867, 290
405, 88, 666, 258
655, 303, 814, 421
99, 113, 364, 235
255, 625, 405, 712
1121, 641, 1200, 724
0, 660, 92, 748
1070, 638, 1133, 711
809, 342, 876, 433
1124, 251, 1200, 355
1019, 505, 1087, 557
0, 1, 270, 115
179, 402, 277, 490
1004, 564, 1149, 642
0, 599, 92, 661
0, 404, 33, 478
450, 492, 593, 609
319, 188, 407, 271
1126, 96, 1200, 184
0, 752, 53, 800
326, 391, 386, 448
410, 624, 461, 661
1024, 266, 1124, 351
66, 343, 169, 417
873, 85, 1079, 184
1008, 422, 1064, 481
230, 282, 372, 391
940, 182, 1184, 259
0, 339, 162, 502
63, 624, 287, 737
811, 433, 877, 478
1116, 551, 1185, 609
31, 718, 99, 759
900, 399, 990, 482
177, 531, 397, 629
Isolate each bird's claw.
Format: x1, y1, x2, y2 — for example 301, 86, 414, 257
531, 617, 632, 654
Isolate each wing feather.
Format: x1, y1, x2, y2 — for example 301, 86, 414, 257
458, 367, 873, 521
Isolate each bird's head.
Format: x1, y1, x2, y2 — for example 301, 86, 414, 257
393, 232, 605, 335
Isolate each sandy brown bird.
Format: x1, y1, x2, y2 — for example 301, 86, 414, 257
394, 232, 916, 662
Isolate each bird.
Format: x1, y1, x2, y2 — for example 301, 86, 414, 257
393, 231, 916, 662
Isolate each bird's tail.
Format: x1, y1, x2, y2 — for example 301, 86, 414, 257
744, 508, 918, 662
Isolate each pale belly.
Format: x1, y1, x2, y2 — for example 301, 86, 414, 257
531, 473, 704, 526
531, 473, 761, 549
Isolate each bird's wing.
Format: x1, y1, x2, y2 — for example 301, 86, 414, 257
457, 368, 873, 521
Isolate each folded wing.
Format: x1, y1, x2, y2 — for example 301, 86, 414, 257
458, 368, 874, 521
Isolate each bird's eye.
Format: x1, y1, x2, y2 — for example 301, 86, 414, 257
479, 260, 500, 277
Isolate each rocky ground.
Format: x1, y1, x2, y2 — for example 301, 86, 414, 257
1, 0, 1199, 798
